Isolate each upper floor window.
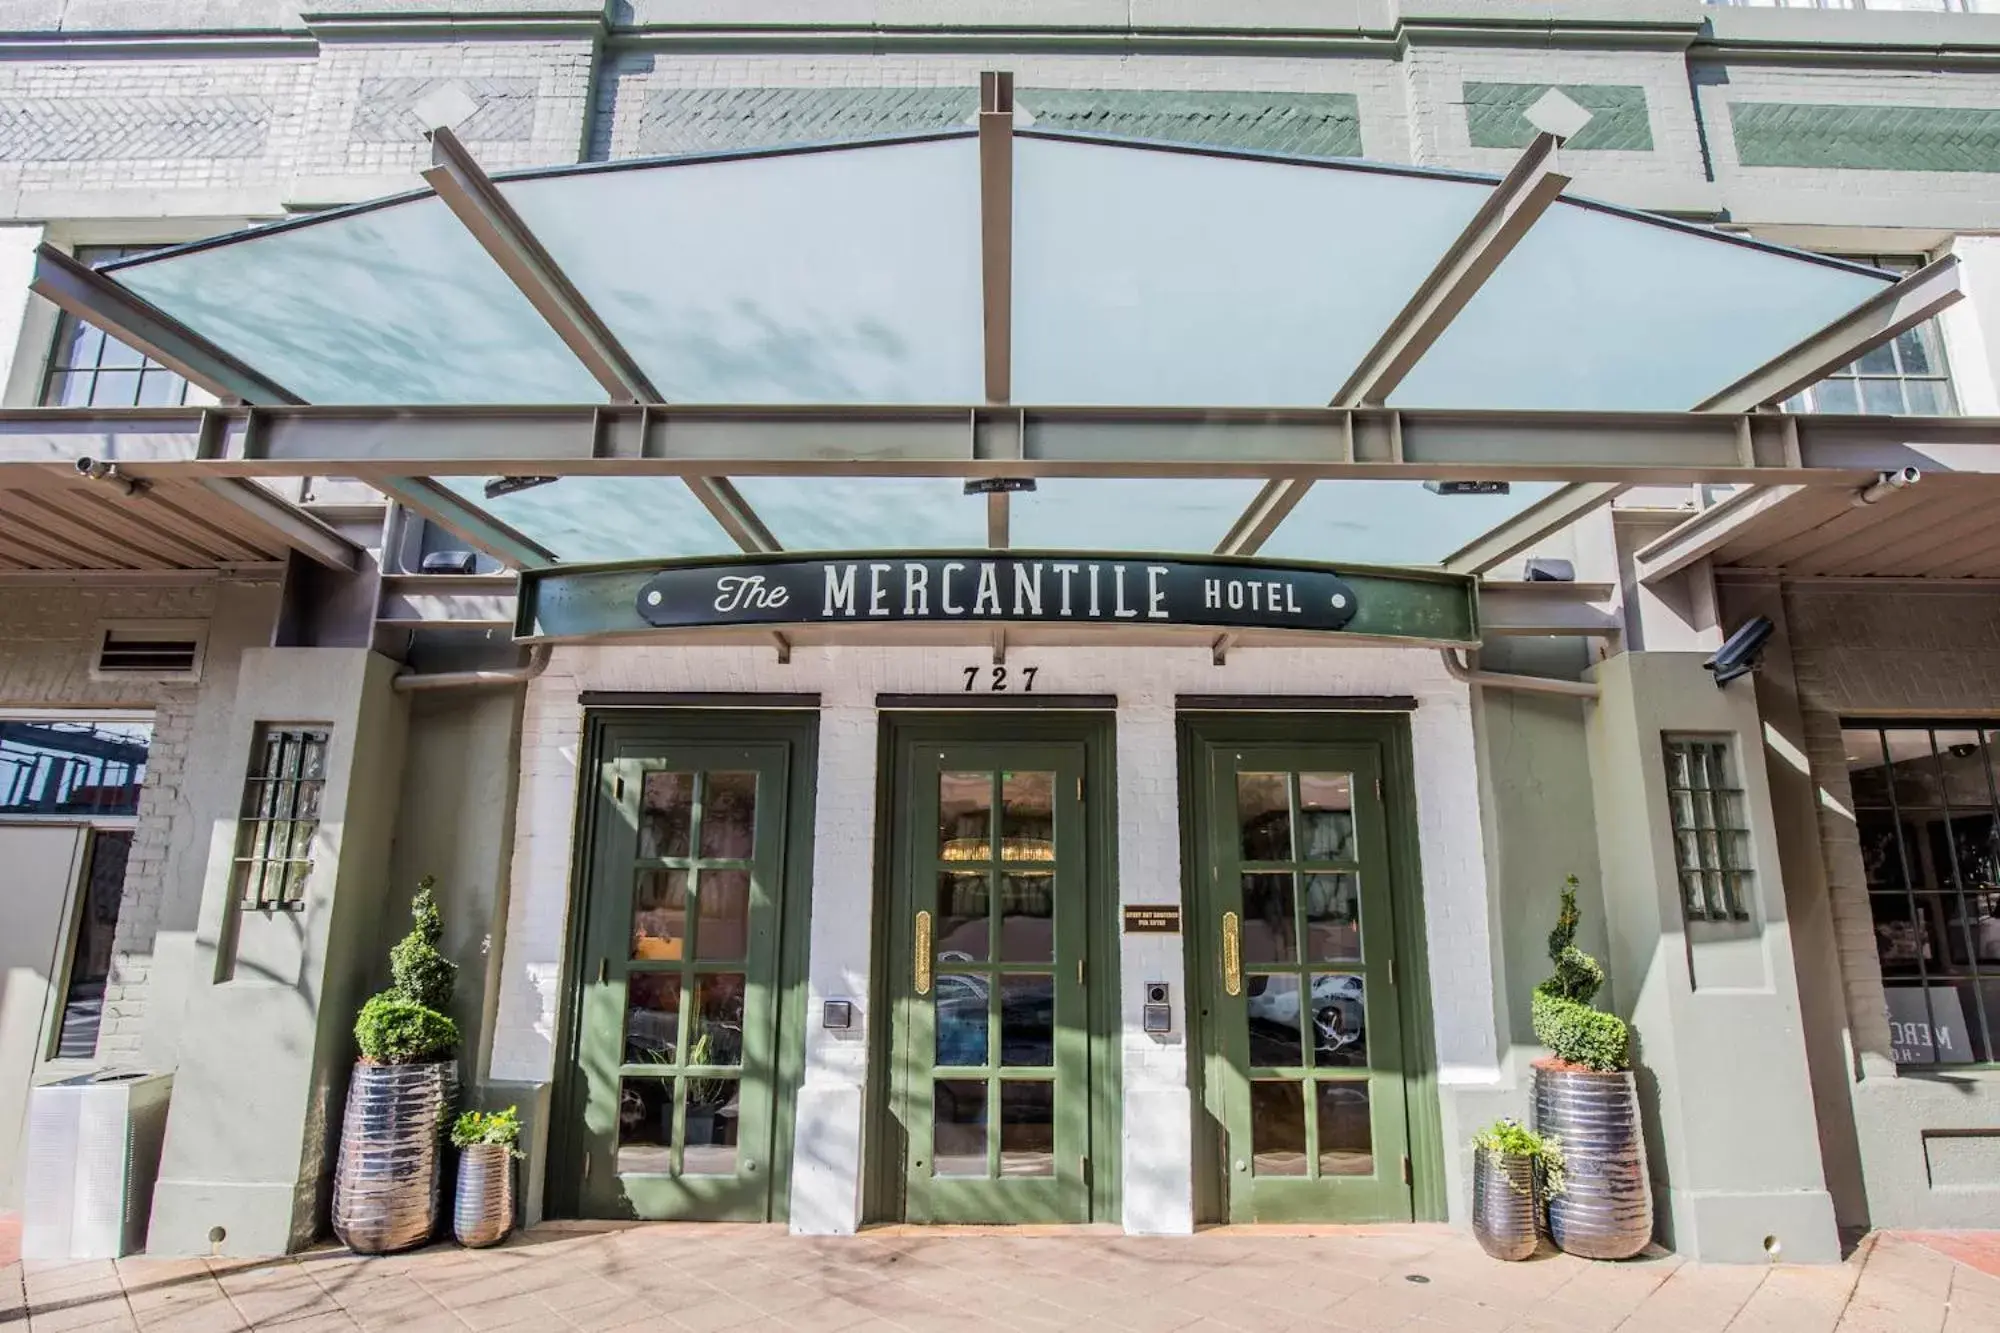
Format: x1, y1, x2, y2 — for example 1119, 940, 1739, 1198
1785, 256, 1956, 416
42, 246, 191, 408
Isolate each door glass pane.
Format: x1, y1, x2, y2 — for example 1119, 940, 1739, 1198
1000, 1081, 1055, 1177
1000, 771, 1056, 861
940, 771, 993, 861
682, 1077, 740, 1175
699, 771, 757, 859
639, 771, 694, 858
933, 1079, 987, 1177
1304, 872, 1361, 961
1298, 773, 1354, 861
689, 973, 746, 1068
1310, 973, 1368, 1068
695, 868, 751, 961
1241, 872, 1298, 964
1250, 1079, 1308, 1176
1316, 1082, 1373, 1177
632, 869, 689, 959
936, 974, 989, 1066
1000, 974, 1055, 1066
999, 870, 1055, 962
616, 1078, 674, 1174
1238, 773, 1291, 860
1245, 974, 1305, 1067
624, 973, 682, 1065
936, 871, 990, 960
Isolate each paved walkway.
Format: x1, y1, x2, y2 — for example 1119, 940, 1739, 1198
2, 1224, 1996, 1332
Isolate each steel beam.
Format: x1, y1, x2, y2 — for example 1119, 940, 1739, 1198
424, 126, 662, 404
1440, 481, 1626, 575
1479, 581, 1622, 638
1634, 484, 1809, 583
31, 246, 304, 407
371, 477, 557, 569
1695, 255, 1964, 413
980, 72, 1014, 406
687, 475, 780, 554
199, 479, 360, 572
377, 573, 516, 631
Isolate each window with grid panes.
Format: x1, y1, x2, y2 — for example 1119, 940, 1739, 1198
1844, 723, 2000, 1066
232, 727, 329, 911
42, 246, 192, 408
1663, 737, 1755, 923
1783, 256, 1955, 416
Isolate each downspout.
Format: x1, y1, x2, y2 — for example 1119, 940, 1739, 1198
392, 642, 553, 693
1439, 647, 1600, 700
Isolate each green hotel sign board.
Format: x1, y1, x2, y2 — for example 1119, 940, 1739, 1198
514, 552, 1478, 646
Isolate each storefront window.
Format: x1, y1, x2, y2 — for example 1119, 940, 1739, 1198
0, 717, 151, 818
1844, 724, 2000, 1065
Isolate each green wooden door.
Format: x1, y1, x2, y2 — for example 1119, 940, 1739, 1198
575, 741, 789, 1219
889, 742, 1092, 1223
1198, 741, 1414, 1223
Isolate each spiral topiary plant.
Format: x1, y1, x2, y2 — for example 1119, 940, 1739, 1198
355, 877, 459, 1065
1530, 876, 1629, 1072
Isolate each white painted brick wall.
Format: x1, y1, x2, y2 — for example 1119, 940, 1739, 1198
491, 642, 1495, 1233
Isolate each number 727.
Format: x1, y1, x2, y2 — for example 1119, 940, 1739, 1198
964, 666, 1037, 692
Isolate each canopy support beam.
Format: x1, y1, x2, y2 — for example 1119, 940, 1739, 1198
373, 477, 557, 570
1695, 255, 1963, 413
1217, 132, 1572, 556
1634, 484, 1808, 584
1441, 481, 1625, 576
200, 479, 360, 572
689, 475, 781, 554
979, 72, 1016, 546
30, 246, 305, 407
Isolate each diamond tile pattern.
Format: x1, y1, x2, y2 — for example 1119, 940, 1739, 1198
0, 98, 271, 160
353, 77, 540, 145
1731, 101, 2000, 173
2, 1226, 1989, 1331
1464, 83, 1653, 152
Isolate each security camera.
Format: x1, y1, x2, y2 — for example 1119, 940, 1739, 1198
1705, 616, 1774, 687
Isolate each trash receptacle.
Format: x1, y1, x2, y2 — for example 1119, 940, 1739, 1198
23, 1070, 173, 1260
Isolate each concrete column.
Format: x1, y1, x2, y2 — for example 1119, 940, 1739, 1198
1584, 651, 1840, 1264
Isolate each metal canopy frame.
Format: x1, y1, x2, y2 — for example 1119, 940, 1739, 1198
14, 73, 1973, 584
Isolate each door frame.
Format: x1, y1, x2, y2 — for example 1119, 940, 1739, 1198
548, 708, 818, 1220
1178, 710, 1447, 1224
863, 708, 1123, 1225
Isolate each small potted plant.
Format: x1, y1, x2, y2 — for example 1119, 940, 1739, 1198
331, 878, 460, 1255
450, 1107, 521, 1248
1470, 1118, 1564, 1262
1530, 877, 1652, 1260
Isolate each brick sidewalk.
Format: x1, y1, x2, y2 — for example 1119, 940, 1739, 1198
2, 1225, 1995, 1332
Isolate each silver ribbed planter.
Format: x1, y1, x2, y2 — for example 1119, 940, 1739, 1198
453, 1143, 515, 1248
1471, 1149, 1540, 1262
1533, 1064, 1652, 1261
332, 1061, 455, 1255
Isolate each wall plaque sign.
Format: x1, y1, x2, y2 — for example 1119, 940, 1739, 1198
1123, 905, 1183, 934
632, 555, 1359, 632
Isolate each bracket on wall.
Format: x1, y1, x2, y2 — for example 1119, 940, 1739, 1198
771, 631, 792, 665
991, 628, 1007, 666
1211, 633, 1234, 667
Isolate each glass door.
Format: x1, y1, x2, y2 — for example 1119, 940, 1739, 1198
890, 743, 1092, 1223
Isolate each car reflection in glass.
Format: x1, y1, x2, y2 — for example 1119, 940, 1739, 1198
934, 954, 1055, 1067
1245, 973, 1365, 1068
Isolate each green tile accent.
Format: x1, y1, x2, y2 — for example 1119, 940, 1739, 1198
1731, 102, 2000, 173
633, 87, 1363, 159
1463, 83, 1653, 152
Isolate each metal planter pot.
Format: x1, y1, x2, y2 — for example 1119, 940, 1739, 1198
453, 1144, 515, 1248
1471, 1148, 1540, 1262
1532, 1063, 1653, 1261
332, 1061, 455, 1255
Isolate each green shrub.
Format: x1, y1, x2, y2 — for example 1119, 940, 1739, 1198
451, 1106, 523, 1153
1471, 1118, 1565, 1198
355, 993, 459, 1065
389, 877, 457, 1011
1530, 876, 1630, 1072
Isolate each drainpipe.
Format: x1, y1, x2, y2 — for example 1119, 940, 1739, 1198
1439, 647, 1600, 700
392, 642, 553, 693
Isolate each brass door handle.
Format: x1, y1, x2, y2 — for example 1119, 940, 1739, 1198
1221, 911, 1242, 997
914, 910, 933, 995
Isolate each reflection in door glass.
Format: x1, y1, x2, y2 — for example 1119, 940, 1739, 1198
1310, 973, 1367, 1067
682, 1077, 740, 1175
696, 869, 751, 960
624, 973, 682, 1065
639, 771, 694, 858
935, 974, 989, 1066
1238, 773, 1291, 860
1241, 872, 1298, 963
1298, 773, 1355, 861
998, 871, 1055, 962
1250, 1079, 1308, 1176
1000, 974, 1054, 1066
933, 1079, 987, 1176
940, 772, 992, 860
698, 771, 758, 859
1305, 873, 1361, 961
1000, 1081, 1055, 1177
936, 871, 990, 959
631, 869, 688, 960
1000, 771, 1056, 860
689, 974, 746, 1067
1316, 1082, 1373, 1176
616, 1078, 673, 1174
1245, 974, 1305, 1068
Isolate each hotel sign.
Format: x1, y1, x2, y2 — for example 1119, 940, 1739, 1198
634, 555, 1360, 633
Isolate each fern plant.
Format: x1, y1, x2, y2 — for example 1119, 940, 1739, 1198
1530, 876, 1629, 1072
1472, 1118, 1566, 1198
